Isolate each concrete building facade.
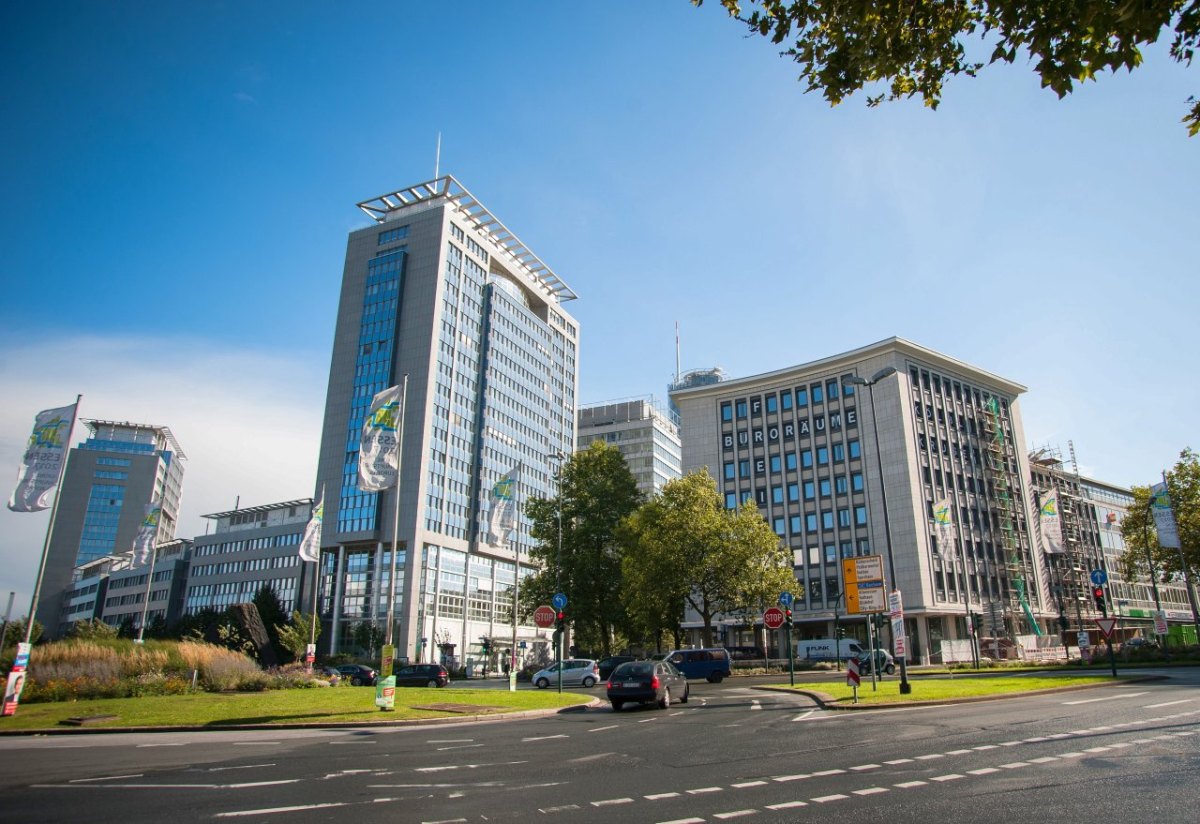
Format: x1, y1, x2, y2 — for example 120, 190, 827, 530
577, 397, 681, 497
36, 420, 185, 637
670, 338, 1051, 664
313, 176, 579, 670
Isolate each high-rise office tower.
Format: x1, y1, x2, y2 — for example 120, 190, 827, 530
37, 420, 185, 636
314, 176, 579, 667
577, 398, 681, 497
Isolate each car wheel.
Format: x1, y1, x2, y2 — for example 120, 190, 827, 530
582, 676, 596, 688
885, 664, 896, 675
426, 679, 439, 688
680, 684, 689, 704
351, 677, 363, 686
535, 677, 550, 689
658, 687, 671, 709
610, 700, 624, 711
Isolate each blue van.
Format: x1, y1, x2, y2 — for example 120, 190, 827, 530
665, 648, 732, 682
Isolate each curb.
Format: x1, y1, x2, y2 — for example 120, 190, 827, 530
755, 674, 1168, 710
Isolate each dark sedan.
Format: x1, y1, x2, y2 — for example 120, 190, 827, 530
393, 663, 450, 687
336, 664, 378, 686
606, 660, 689, 710
597, 655, 636, 680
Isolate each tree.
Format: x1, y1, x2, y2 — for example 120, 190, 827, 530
351, 621, 385, 658
1, 618, 43, 651
275, 611, 321, 661
696, 1, 1200, 135
68, 618, 118, 640
524, 441, 643, 657
252, 585, 287, 657
621, 471, 796, 647
1120, 447, 1200, 581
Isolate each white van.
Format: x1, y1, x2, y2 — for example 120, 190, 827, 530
795, 638, 896, 674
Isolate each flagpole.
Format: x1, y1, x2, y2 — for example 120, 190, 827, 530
385, 375, 408, 650
135, 542, 159, 643
308, 486, 324, 653
509, 463, 522, 691
23, 396, 82, 644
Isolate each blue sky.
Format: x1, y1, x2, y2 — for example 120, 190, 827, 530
2, 2, 1196, 613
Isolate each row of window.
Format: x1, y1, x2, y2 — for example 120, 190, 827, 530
721, 378, 856, 422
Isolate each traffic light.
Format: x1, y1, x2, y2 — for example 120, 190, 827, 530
555, 610, 565, 631
784, 608, 793, 628
480, 638, 492, 657
1092, 586, 1106, 614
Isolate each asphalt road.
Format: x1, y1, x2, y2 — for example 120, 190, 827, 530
1, 668, 1197, 823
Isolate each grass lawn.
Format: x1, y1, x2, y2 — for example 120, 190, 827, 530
774, 673, 1134, 705
0, 686, 592, 731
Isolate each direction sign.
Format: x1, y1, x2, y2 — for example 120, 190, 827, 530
1090, 569, 1108, 587
552, 592, 568, 610
763, 606, 786, 630
779, 591, 794, 608
533, 605, 556, 628
1095, 617, 1118, 639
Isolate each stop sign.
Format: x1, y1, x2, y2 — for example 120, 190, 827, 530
533, 605, 556, 628
763, 606, 785, 630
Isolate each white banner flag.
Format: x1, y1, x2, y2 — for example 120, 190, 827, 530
932, 496, 955, 555
1150, 482, 1181, 549
488, 464, 521, 545
132, 502, 162, 566
8, 403, 76, 513
299, 492, 323, 563
1038, 489, 1065, 554
358, 385, 402, 492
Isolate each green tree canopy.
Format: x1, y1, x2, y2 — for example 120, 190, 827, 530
1119, 447, 1200, 581
696, 0, 1200, 135
621, 471, 796, 647
524, 441, 643, 657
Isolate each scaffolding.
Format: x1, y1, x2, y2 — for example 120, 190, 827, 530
981, 398, 1042, 636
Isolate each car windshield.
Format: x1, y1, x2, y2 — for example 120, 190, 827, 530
613, 662, 654, 678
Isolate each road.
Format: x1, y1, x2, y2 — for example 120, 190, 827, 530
1, 668, 1197, 823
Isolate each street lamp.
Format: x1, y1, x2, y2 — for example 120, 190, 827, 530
548, 450, 567, 684
843, 367, 911, 694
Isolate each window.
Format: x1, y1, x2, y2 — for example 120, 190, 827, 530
801, 450, 813, 469
766, 395, 778, 413
811, 383, 824, 403
782, 392, 793, 411
838, 508, 851, 527
739, 460, 750, 478
849, 440, 861, 459
797, 387, 808, 407
855, 505, 868, 525
817, 446, 829, 465
842, 377, 855, 396
790, 515, 802, 533
772, 486, 784, 504
835, 475, 848, 494
788, 483, 800, 502
806, 513, 818, 532
819, 478, 831, 497
832, 443, 845, 461
724, 462, 735, 481
721, 402, 733, 422
725, 493, 737, 509
822, 511, 834, 529
804, 481, 815, 500
774, 518, 785, 535
826, 379, 839, 399
851, 472, 863, 492
786, 453, 797, 471
770, 455, 782, 473
736, 401, 747, 419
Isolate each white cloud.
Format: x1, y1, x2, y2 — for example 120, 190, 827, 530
0, 334, 326, 618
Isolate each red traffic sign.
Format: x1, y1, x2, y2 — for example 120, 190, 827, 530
763, 606, 786, 630
1095, 617, 1118, 639
533, 605, 556, 629
846, 657, 861, 687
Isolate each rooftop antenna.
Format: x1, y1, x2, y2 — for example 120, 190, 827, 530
434, 132, 442, 179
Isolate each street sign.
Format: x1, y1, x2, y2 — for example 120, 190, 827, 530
763, 606, 786, 630
533, 605, 556, 628
552, 592, 568, 611
779, 591, 794, 607
1095, 617, 1118, 639
846, 657, 860, 687
1090, 569, 1108, 587
843, 555, 886, 614
846, 580, 886, 613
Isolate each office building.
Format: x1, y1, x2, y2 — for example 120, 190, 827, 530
100, 538, 192, 631
183, 499, 312, 616
670, 337, 1049, 664
313, 176, 579, 668
36, 420, 185, 637
577, 397, 681, 497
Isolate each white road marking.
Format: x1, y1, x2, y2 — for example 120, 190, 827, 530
591, 798, 633, 807
1024, 737, 1049, 743
915, 754, 945, 761
427, 739, 473, 743
646, 792, 681, 800
1063, 693, 1147, 705
1059, 752, 1086, 758
415, 760, 527, 773
751, 700, 762, 711
522, 734, 568, 742
884, 758, 913, 765
216, 803, 349, 817
713, 810, 757, 819
437, 744, 483, 751
895, 781, 928, 789
1145, 699, 1194, 709
791, 710, 816, 721
766, 801, 808, 810
639, 717, 659, 723
137, 743, 186, 748
972, 745, 998, 751
232, 742, 280, 746
657, 818, 705, 824
687, 787, 724, 795
772, 774, 809, 782
812, 794, 849, 803
1083, 747, 1112, 753
208, 764, 275, 773
69, 774, 144, 783
850, 764, 881, 771
569, 753, 616, 763
330, 740, 373, 745
968, 768, 1000, 775
945, 749, 973, 755
1028, 756, 1059, 764
854, 787, 890, 795
732, 781, 768, 788
931, 774, 964, 782
588, 725, 618, 733
1000, 762, 1029, 769
811, 769, 846, 776
998, 741, 1022, 747
421, 819, 466, 824
539, 805, 579, 814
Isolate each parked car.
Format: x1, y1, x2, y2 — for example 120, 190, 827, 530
393, 663, 450, 688
727, 646, 767, 661
336, 664, 378, 686
531, 659, 600, 688
664, 648, 732, 682
606, 660, 689, 710
597, 655, 636, 679
1123, 637, 1159, 650
858, 648, 897, 675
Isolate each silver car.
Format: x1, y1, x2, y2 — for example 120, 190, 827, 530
531, 659, 600, 688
